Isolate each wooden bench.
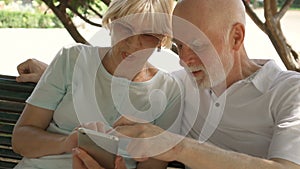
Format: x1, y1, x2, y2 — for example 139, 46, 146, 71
0, 74, 35, 168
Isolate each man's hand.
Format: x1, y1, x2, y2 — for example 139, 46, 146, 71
72, 148, 126, 169
16, 59, 48, 83
113, 116, 184, 162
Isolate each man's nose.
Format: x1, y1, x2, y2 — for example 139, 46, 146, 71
178, 45, 197, 66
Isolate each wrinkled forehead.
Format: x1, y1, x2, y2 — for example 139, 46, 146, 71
171, 14, 210, 46
111, 13, 172, 35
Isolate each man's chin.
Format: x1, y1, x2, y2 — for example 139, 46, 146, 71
193, 78, 211, 89
197, 83, 211, 89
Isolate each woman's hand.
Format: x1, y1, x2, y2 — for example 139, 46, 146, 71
72, 148, 127, 169
62, 130, 78, 153
113, 116, 183, 162
16, 58, 48, 83
63, 121, 106, 153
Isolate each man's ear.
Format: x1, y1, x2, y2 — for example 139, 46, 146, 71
230, 23, 245, 51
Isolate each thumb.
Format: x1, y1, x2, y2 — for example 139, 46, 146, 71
16, 74, 38, 83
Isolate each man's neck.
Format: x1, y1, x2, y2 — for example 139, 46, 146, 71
211, 50, 261, 96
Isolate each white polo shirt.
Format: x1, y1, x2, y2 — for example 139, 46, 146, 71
173, 60, 300, 165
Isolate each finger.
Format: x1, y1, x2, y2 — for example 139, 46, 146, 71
95, 122, 105, 132
71, 131, 79, 148
17, 60, 30, 74
82, 122, 105, 132
114, 156, 126, 169
82, 122, 97, 130
114, 125, 143, 138
74, 126, 81, 131
72, 148, 88, 169
16, 74, 38, 83
113, 116, 137, 128
133, 157, 149, 162
75, 148, 104, 169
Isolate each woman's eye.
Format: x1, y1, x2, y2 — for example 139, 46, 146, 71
143, 34, 153, 37
141, 34, 157, 39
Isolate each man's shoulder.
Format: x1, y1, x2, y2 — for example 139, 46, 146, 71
275, 70, 300, 87
253, 60, 300, 92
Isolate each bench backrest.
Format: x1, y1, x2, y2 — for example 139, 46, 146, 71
0, 75, 35, 169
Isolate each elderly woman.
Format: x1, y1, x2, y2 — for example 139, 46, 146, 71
12, 0, 183, 168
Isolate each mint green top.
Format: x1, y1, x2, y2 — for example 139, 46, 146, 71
15, 44, 184, 169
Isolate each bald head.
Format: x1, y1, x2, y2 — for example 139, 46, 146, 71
174, 0, 246, 32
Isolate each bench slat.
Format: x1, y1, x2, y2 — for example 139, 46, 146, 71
0, 135, 11, 146
0, 75, 35, 93
0, 101, 25, 113
0, 111, 20, 123
0, 148, 22, 160
0, 160, 18, 169
0, 89, 31, 102
0, 123, 14, 134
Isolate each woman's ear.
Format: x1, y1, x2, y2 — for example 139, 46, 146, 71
157, 37, 165, 52
230, 23, 245, 51
161, 36, 172, 49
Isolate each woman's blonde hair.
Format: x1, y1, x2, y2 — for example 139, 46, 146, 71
102, 0, 174, 48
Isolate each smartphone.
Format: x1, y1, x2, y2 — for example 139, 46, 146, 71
77, 127, 119, 169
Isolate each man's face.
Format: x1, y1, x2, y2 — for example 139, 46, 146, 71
172, 1, 232, 89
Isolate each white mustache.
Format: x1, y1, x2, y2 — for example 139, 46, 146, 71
186, 66, 205, 72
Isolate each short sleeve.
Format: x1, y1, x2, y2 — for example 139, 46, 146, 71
26, 45, 77, 110
268, 80, 300, 165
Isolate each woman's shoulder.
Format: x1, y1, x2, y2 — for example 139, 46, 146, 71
156, 69, 185, 83
59, 43, 96, 54
154, 69, 185, 92
54, 43, 103, 62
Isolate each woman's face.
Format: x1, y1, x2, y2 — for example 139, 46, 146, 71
111, 20, 164, 63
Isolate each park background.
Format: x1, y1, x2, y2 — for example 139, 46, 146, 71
0, 0, 299, 76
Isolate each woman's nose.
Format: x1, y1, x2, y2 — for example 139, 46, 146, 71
126, 35, 143, 49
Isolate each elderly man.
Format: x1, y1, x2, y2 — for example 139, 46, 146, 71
16, 0, 300, 168
113, 0, 300, 168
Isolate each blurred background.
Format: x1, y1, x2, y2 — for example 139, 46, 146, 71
0, 0, 299, 75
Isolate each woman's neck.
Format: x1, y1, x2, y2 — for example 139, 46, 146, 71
132, 65, 158, 82
102, 49, 118, 75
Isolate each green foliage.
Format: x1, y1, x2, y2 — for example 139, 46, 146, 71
0, 10, 63, 28
250, 0, 300, 8
66, 0, 108, 16
0, 0, 14, 5
291, 0, 300, 8
34, 0, 44, 6
276, 0, 300, 8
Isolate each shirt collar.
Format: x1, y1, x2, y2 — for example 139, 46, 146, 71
251, 60, 283, 93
